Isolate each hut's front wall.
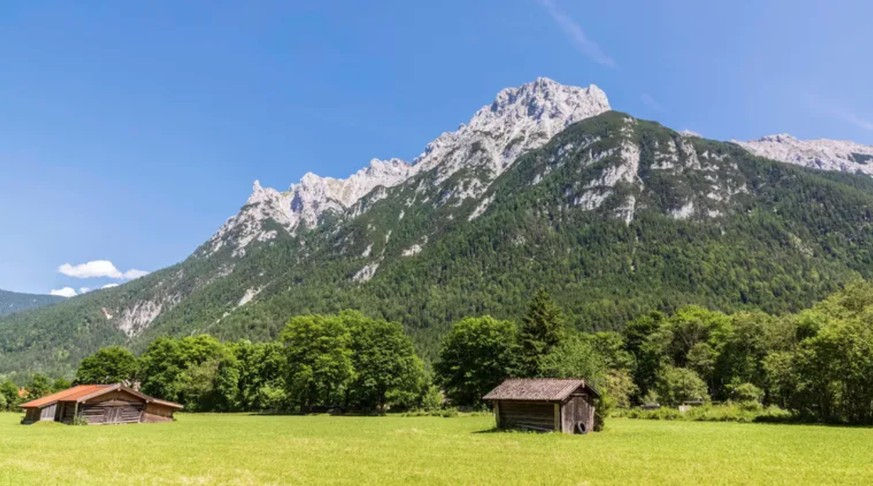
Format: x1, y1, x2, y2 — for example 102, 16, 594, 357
497, 401, 557, 432
80, 390, 146, 425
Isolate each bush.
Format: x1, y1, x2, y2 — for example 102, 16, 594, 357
623, 403, 791, 423
420, 385, 444, 412
654, 367, 709, 406
602, 369, 636, 409
440, 407, 459, 418
71, 415, 89, 426
402, 406, 459, 418
623, 407, 684, 421
728, 383, 764, 405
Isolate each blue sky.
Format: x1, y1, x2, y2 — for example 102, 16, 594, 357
1, 0, 871, 295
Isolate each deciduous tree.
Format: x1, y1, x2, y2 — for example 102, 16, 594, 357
435, 316, 518, 407
75, 346, 139, 384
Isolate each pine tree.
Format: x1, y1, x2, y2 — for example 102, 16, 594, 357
517, 289, 565, 376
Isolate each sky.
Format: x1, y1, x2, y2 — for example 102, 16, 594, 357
1, 0, 872, 295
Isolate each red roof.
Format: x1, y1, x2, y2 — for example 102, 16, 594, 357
19, 384, 183, 410
20, 384, 113, 408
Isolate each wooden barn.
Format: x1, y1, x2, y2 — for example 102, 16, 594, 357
20, 384, 182, 425
483, 378, 600, 434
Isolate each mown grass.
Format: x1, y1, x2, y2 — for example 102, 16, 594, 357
0, 412, 871, 485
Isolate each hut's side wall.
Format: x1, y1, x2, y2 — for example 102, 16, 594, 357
39, 404, 57, 422
143, 403, 176, 423
497, 401, 557, 432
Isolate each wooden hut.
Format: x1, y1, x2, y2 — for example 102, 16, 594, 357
20, 384, 182, 425
483, 378, 600, 434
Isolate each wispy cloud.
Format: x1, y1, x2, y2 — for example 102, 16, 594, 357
58, 260, 149, 280
536, 0, 616, 68
804, 93, 873, 132
640, 93, 663, 112
837, 110, 873, 132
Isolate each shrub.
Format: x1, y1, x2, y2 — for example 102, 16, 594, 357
420, 385, 444, 412
624, 403, 792, 423
602, 369, 637, 409
401, 406, 459, 418
728, 383, 764, 405
71, 415, 89, 426
654, 367, 709, 406
440, 407, 459, 418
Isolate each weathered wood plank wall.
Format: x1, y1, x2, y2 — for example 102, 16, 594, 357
498, 401, 557, 432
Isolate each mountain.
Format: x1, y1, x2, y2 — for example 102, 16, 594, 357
4, 78, 873, 376
737, 134, 873, 175
203, 77, 610, 258
0, 290, 62, 317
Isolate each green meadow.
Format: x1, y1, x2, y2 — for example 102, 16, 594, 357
0, 412, 870, 485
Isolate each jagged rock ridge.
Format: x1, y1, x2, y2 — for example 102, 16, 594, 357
737, 133, 873, 176
204, 77, 611, 256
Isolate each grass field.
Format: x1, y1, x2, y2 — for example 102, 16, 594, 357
0, 412, 871, 485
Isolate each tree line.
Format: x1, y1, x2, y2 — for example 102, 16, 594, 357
1, 292, 576, 416
435, 281, 873, 425
4, 281, 873, 425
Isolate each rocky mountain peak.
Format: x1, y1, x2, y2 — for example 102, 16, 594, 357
737, 134, 873, 175
482, 77, 609, 126
205, 78, 613, 257
413, 78, 610, 182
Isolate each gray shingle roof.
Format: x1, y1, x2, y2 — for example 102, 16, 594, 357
483, 378, 600, 402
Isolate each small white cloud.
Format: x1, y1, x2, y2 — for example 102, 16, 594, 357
537, 0, 616, 67
59, 260, 124, 279
123, 269, 149, 279
79, 287, 91, 294
101, 283, 120, 289
58, 260, 148, 280
50, 287, 78, 298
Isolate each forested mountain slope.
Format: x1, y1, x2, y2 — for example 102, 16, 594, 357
0, 290, 62, 317
4, 81, 873, 376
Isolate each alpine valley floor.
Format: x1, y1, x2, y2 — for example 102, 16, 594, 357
0, 413, 870, 485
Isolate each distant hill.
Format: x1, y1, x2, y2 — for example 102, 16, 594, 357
0, 290, 63, 317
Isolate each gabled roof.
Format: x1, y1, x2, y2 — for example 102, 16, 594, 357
483, 378, 600, 402
19, 384, 113, 408
19, 383, 183, 410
